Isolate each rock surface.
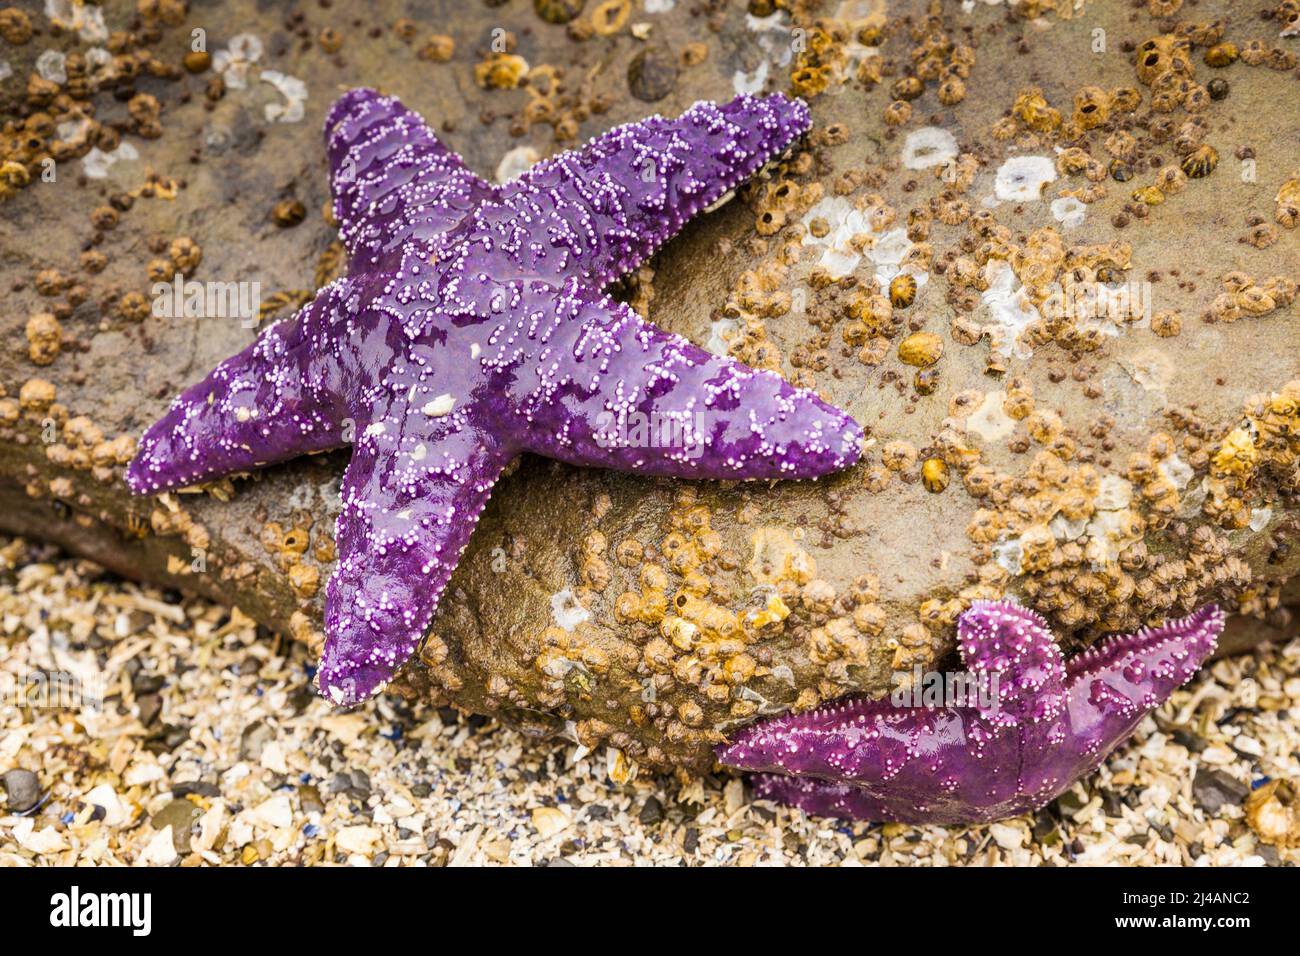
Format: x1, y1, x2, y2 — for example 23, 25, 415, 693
0, 0, 1296, 772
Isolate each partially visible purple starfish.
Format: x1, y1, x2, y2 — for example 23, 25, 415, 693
718, 601, 1225, 824
126, 88, 862, 705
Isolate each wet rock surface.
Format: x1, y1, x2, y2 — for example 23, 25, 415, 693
0, 0, 1296, 772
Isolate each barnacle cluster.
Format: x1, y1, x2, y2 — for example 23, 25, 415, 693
1203, 382, 1300, 530
0, 12, 191, 203
1206, 271, 1296, 324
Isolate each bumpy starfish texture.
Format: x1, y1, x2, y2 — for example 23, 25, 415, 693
126, 88, 862, 706
718, 601, 1225, 823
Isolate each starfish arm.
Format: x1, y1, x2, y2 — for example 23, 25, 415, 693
1017, 605, 1224, 807
1057, 605, 1224, 749
717, 699, 952, 783
126, 279, 356, 494
501, 94, 811, 286
752, 764, 1026, 825
751, 774, 894, 821
509, 285, 861, 480
324, 88, 491, 272
957, 600, 1067, 727
719, 698, 1022, 823
316, 409, 513, 705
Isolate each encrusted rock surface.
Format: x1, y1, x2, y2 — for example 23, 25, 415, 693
0, 0, 1296, 772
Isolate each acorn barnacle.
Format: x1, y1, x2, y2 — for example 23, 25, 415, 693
1180, 144, 1218, 179
883, 100, 913, 126
991, 116, 1018, 141
889, 273, 918, 309
891, 76, 924, 101
1239, 40, 1268, 66
1012, 88, 1062, 133
1277, 177, 1300, 229
1072, 86, 1110, 130
1156, 164, 1188, 194
937, 76, 966, 106
1136, 35, 1194, 86
1109, 87, 1142, 113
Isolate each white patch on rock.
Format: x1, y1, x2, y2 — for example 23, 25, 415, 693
1120, 347, 1174, 392
85, 46, 112, 75
261, 70, 308, 123
993, 537, 1024, 575
993, 156, 1056, 202
833, 1, 886, 68
1094, 474, 1132, 511
550, 589, 589, 631
965, 390, 1017, 442
45, 0, 107, 43
867, 227, 929, 292
801, 196, 870, 278
901, 127, 959, 170
1050, 513, 1089, 541
1051, 195, 1086, 228
733, 58, 769, 96
81, 141, 139, 179
287, 481, 316, 511
979, 259, 1041, 357
1159, 454, 1194, 491
1248, 507, 1272, 532
213, 34, 263, 90
56, 116, 91, 145
645, 0, 675, 11
706, 317, 739, 356
495, 145, 539, 183
800, 199, 931, 285
735, 11, 793, 95
35, 49, 67, 84
1083, 475, 1140, 568
0, 60, 10, 83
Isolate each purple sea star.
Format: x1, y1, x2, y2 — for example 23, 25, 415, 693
718, 600, 1225, 824
126, 88, 862, 705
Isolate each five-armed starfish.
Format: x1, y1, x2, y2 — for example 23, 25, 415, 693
718, 601, 1225, 823
126, 88, 863, 705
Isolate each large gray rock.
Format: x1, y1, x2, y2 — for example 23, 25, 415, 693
0, 0, 1295, 771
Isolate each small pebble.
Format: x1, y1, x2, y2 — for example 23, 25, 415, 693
1, 769, 41, 813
